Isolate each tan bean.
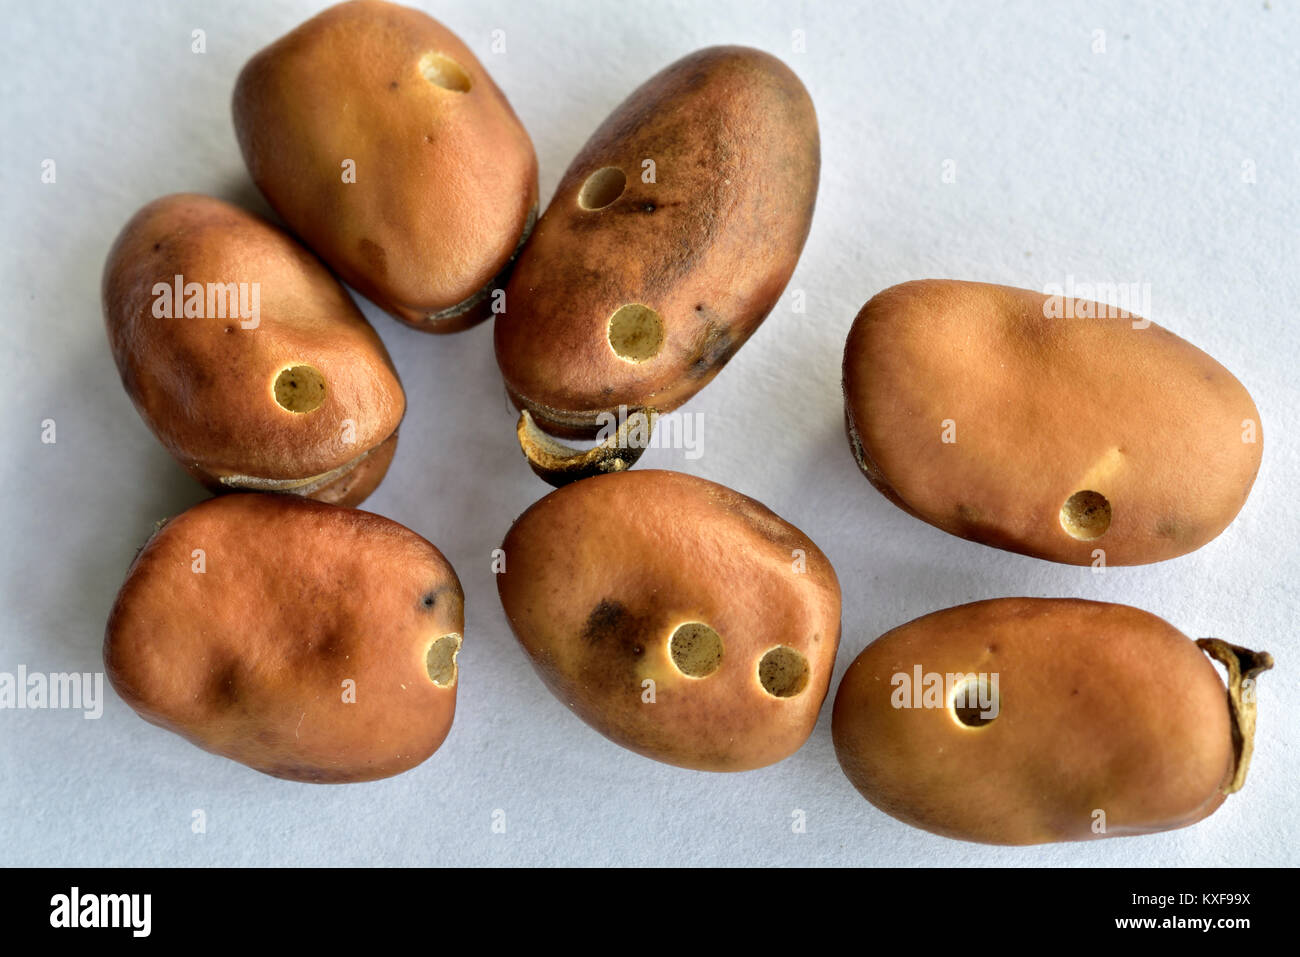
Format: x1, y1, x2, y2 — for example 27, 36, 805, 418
843, 280, 1262, 564
233, 0, 538, 331
832, 598, 1271, 844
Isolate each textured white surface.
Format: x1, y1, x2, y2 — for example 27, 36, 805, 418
0, 0, 1296, 866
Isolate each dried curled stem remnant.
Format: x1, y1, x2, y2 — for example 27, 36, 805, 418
1197, 637, 1274, 794
517, 408, 658, 488
217, 444, 375, 495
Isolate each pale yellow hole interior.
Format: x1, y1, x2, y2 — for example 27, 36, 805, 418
607, 304, 664, 362
426, 633, 462, 687
419, 52, 472, 93
758, 646, 809, 698
1060, 489, 1112, 540
951, 675, 999, 728
273, 365, 326, 414
578, 167, 627, 210
669, 622, 723, 678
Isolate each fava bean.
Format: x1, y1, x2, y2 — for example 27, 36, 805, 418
234, 0, 538, 331
497, 470, 841, 771
842, 280, 1262, 565
831, 598, 1271, 844
103, 193, 405, 506
104, 495, 464, 783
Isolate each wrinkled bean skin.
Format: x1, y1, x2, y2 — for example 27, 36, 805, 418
832, 598, 1245, 845
495, 46, 820, 438
104, 495, 464, 783
497, 470, 841, 771
234, 0, 538, 331
843, 280, 1262, 565
102, 193, 404, 507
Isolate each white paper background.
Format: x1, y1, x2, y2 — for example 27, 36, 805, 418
0, 0, 1296, 867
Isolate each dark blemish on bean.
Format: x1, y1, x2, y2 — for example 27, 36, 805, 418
389, 80, 399, 90
720, 492, 806, 552
577, 600, 653, 694
312, 629, 346, 660
224, 326, 234, 334
641, 203, 656, 213
951, 504, 1025, 554
418, 584, 457, 615
582, 599, 627, 646
683, 66, 711, 91
358, 238, 387, 279
210, 659, 240, 706
153, 242, 161, 251
687, 322, 736, 378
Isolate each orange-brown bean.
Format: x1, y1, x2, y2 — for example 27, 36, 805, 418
495, 46, 819, 439
103, 193, 405, 506
843, 280, 1262, 565
832, 598, 1270, 844
234, 0, 538, 331
104, 495, 463, 783
497, 470, 841, 771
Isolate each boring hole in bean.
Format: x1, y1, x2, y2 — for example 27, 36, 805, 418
1060, 489, 1111, 540
273, 365, 326, 413
426, 633, 462, 686
758, 646, 809, 698
951, 675, 999, 727
607, 304, 664, 362
418, 52, 471, 93
669, 622, 723, 677
578, 166, 627, 210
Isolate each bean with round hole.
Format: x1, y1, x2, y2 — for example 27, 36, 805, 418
102, 193, 404, 507
495, 46, 819, 485
831, 598, 1272, 845
497, 470, 841, 771
233, 0, 538, 332
842, 280, 1262, 565
104, 494, 464, 783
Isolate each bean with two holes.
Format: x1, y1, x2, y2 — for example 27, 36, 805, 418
495, 46, 819, 484
496, 470, 841, 771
